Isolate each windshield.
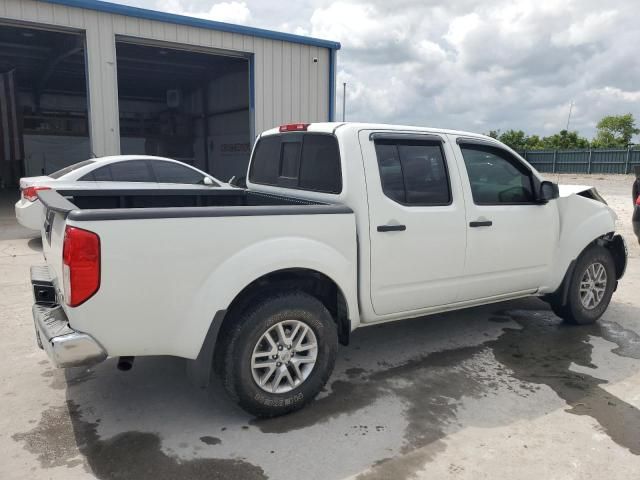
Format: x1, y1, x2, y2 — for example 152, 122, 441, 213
49, 160, 95, 179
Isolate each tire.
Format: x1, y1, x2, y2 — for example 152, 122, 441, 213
560, 245, 616, 325
548, 300, 567, 319
219, 291, 338, 417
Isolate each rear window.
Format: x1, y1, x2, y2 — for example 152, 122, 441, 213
249, 133, 342, 194
49, 160, 95, 179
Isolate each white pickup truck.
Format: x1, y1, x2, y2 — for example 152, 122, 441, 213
31, 122, 627, 417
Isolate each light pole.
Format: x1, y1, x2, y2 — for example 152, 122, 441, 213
566, 100, 574, 131
342, 82, 346, 122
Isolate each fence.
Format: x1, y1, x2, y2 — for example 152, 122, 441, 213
520, 148, 640, 174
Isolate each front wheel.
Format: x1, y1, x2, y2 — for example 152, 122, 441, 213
219, 291, 338, 417
560, 245, 617, 325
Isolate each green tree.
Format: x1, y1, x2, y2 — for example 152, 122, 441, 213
525, 135, 544, 150
497, 129, 528, 151
593, 113, 639, 148
541, 130, 590, 149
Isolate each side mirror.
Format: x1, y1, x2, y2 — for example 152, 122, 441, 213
538, 180, 559, 203
229, 175, 247, 189
203, 176, 215, 186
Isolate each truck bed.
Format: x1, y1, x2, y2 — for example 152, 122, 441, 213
36, 188, 357, 360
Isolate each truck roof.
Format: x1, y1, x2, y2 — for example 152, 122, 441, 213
261, 122, 494, 141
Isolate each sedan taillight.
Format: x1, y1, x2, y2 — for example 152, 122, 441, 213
22, 186, 51, 202
63, 226, 101, 307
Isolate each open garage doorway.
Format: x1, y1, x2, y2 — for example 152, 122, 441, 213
0, 23, 89, 187
116, 40, 251, 182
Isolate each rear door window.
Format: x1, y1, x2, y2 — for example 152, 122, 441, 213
80, 165, 112, 181
374, 140, 451, 205
249, 133, 342, 193
151, 161, 209, 184
108, 160, 154, 182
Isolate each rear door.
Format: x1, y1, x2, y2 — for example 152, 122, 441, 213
361, 131, 467, 315
453, 137, 558, 301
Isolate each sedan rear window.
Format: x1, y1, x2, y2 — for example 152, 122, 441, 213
249, 134, 342, 194
49, 160, 95, 179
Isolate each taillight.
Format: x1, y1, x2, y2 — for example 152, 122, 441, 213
63, 226, 100, 307
279, 123, 309, 132
22, 186, 51, 202
636, 196, 640, 206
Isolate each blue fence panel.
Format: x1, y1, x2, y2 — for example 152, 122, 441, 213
524, 151, 555, 173
556, 150, 590, 173
591, 150, 627, 174
523, 148, 639, 174
629, 150, 640, 173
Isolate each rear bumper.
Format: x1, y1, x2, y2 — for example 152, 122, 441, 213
31, 266, 106, 368
15, 199, 42, 231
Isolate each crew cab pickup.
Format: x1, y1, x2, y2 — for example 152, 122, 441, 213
31, 122, 627, 417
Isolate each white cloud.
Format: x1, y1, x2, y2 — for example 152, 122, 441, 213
122, 0, 640, 140
156, 0, 251, 24
552, 10, 618, 47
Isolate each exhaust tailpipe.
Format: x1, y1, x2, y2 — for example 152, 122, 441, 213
117, 356, 135, 371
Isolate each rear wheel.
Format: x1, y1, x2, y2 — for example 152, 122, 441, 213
558, 246, 616, 325
219, 291, 337, 417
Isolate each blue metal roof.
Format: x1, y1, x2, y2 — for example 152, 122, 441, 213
43, 0, 341, 50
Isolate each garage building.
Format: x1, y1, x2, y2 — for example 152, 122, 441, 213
0, 0, 340, 186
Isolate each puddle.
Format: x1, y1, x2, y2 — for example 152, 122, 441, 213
14, 401, 266, 480
489, 314, 640, 455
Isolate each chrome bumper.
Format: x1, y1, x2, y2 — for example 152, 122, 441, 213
31, 267, 106, 368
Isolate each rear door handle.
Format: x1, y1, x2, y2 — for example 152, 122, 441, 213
469, 220, 493, 228
377, 224, 407, 232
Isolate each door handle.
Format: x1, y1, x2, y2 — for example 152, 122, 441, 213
377, 224, 407, 232
469, 220, 493, 227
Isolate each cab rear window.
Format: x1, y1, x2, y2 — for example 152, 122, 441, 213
249, 133, 342, 194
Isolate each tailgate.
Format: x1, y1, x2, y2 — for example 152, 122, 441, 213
38, 190, 77, 298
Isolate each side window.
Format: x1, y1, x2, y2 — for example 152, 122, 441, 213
374, 140, 451, 206
151, 161, 207, 184
80, 166, 112, 181
108, 160, 154, 183
459, 144, 534, 204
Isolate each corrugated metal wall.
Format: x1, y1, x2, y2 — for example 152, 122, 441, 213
0, 0, 331, 156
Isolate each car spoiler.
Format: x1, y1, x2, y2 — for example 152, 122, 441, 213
37, 189, 77, 215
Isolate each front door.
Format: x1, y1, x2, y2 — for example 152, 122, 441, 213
362, 131, 468, 316
453, 138, 559, 301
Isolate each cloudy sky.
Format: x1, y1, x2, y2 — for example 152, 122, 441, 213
118, 0, 639, 140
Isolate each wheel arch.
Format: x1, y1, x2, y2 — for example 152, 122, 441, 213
188, 268, 352, 388
545, 232, 625, 308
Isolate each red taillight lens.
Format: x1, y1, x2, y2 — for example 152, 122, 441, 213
22, 186, 51, 202
63, 226, 100, 307
636, 196, 640, 206
279, 123, 309, 132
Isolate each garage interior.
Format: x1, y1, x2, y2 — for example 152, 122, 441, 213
116, 40, 251, 182
0, 23, 90, 186
0, 24, 252, 187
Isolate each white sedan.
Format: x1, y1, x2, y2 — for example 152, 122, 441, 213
16, 155, 229, 230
